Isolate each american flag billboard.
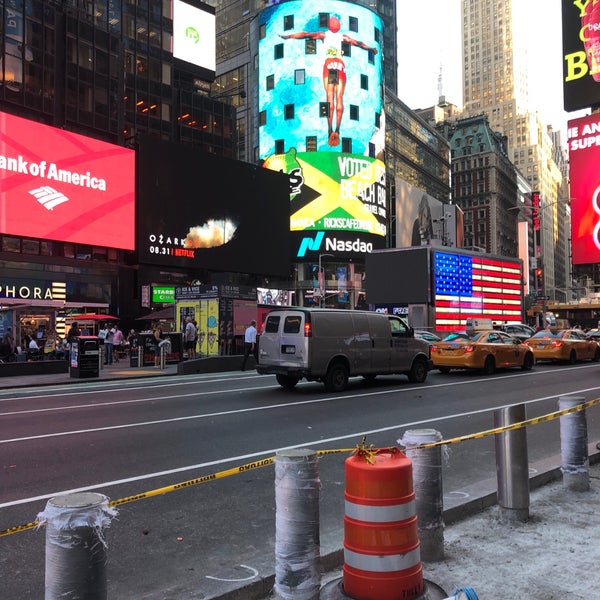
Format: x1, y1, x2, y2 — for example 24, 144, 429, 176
434, 251, 523, 331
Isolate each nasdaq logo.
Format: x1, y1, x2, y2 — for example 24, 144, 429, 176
296, 232, 325, 257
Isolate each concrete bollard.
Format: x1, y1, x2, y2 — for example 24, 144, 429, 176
559, 395, 589, 491
400, 429, 445, 562
494, 404, 530, 523
274, 449, 321, 600
37, 492, 117, 600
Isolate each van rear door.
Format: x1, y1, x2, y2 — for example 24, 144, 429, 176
259, 311, 307, 367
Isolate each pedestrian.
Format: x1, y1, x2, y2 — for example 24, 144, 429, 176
112, 325, 124, 362
241, 319, 258, 371
184, 316, 197, 360
152, 325, 163, 367
66, 322, 80, 360
104, 323, 115, 365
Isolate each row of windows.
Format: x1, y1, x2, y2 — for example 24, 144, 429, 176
1, 236, 119, 262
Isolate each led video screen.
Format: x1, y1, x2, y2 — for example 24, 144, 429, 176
258, 0, 386, 260
137, 138, 291, 276
0, 111, 135, 249
562, 0, 600, 111
172, 0, 216, 80
568, 112, 600, 265
434, 251, 523, 331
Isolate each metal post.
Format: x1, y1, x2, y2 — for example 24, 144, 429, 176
274, 449, 320, 600
160, 345, 166, 369
494, 404, 530, 522
38, 492, 116, 600
400, 429, 444, 561
99, 345, 104, 370
559, 395, 589, 491
137, 342, 143, 367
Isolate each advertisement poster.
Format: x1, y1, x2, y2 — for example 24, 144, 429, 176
0, 111, 135, 249
562, 0, 600, 111
568, 112, 600, 264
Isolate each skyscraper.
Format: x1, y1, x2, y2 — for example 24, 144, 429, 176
461, 0, 568, 302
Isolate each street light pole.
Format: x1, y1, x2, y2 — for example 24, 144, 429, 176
318, 253, 333, 308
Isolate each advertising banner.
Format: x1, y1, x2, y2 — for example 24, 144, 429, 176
568, 112, 600, 264
562, 0, 600, 111
258, 0, 386, 260
137, 137, 291, 276
0, 111, 135, 249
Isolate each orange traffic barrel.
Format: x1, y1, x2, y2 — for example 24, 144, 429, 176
343, 447, 423, 600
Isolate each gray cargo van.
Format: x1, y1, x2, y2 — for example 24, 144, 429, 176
256, 308, 432, 391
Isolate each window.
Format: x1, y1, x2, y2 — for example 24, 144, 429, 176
284, 104, 294, 119
368, 142, 375, 158
360, 74, 368, 90
349, 16, 358, 32
318, 13, 329, 28
306, 136, 317, 152
283, 15, 294, 30
259, 110, 266, 126
266, 74, 274, 90
294, 69, 305, 85
341, 137, 352, 153
305, 39, 317, 54
319, 102, 329, 117
349, 105, 359, 120
274, 44, 284, 60
275, 139, 285, 153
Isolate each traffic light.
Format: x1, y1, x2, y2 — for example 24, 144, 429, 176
535, 268, 543, 287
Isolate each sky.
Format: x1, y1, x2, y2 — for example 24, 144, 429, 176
396, 0, 579, 136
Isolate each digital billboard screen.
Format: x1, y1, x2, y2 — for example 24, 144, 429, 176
434, 251, 523, 331
0, 111, 135, 249
562, 0, 600, 111
568, 112, 600, 264
172, 0, 216, 80
258, 0, 386, 261
137, 137, 291, 276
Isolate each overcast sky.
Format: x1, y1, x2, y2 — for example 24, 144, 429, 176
396, 0, 576, 134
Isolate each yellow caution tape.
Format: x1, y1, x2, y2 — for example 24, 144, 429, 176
3, 399, 598, 538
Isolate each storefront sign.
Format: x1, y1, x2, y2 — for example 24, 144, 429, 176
0, 282, 54, 300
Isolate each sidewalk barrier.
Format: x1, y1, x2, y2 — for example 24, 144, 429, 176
342, 446, 423, 600
494, 404, 530, 522
400, 429, 444, 561
37, 492, 117, 600
559, 395, 589, 491
274, 449, 320, 600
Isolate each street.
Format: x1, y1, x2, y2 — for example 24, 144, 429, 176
2, 363, 600, 599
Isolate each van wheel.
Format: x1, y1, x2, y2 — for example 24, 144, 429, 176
276, 374, 300, 389
408, 358, 428, 383
325, 362, 349, 392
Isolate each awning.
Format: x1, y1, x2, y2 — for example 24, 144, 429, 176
135, 307, 175, 321
69, 314, 119, 321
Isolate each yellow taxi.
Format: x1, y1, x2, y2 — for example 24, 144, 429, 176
431, 330, 535, 374
524, 329, 600, 364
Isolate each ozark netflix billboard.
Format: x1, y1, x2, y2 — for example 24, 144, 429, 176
568, 112, 600, 265
137, 137, 291, 276
0, 111, 135, 249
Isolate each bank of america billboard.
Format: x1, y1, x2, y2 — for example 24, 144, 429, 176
0, 111, 135, 249
568, 112, 600, 264
258, 0, 386, 260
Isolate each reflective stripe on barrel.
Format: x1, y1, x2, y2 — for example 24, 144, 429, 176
343, 448, 424, 600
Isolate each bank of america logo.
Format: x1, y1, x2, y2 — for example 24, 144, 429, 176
29, 186, 69, 210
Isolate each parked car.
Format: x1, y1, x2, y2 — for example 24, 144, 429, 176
524, 329, 600, 364
414, 330, 442, 344
497, 323, 535, 342
431, 330, 535, 375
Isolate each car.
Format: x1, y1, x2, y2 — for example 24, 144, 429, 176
431, 329, 535, 375
524, 329, 600, 364
586, 329, 600, 342
497, 323, 535, 342
414, 330, 442, 344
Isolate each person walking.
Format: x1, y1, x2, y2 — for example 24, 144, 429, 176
241, 319, 258, 371
112, 325, 124, 362
184, 316, 197, 360
152, 325, 163, 367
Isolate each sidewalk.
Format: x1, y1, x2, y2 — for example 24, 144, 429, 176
0, 359, 179, 389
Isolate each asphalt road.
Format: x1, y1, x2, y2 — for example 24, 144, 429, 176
2, 363, 600, 599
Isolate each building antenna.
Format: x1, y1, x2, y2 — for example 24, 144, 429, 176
438, 62, 447, 106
